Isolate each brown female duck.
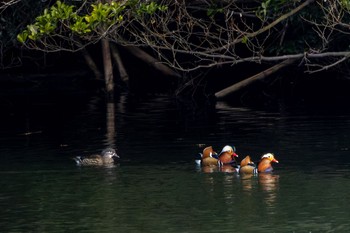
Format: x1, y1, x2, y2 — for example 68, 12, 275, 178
196, 146, 222, 167
239, 155, 256, 174
73, 148, 119, 166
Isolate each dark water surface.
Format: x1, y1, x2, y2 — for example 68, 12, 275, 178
1, 94, 350, 232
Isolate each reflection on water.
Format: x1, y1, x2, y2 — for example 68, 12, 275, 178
105, 102, 116, 148
259, 173, 279, 209
1, 94, 350, 232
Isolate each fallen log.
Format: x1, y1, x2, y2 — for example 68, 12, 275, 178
124, 46, 181, 78
215, 58, 297, 99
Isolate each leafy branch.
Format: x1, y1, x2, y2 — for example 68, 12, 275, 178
17, 0, 168, 43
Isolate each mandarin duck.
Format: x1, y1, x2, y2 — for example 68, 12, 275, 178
73, 148, 119, 166
239, 153, 279, 174
239, 155, 256, 174
195, 146, 222, 167
257, 153, 279, 173
218, 145, 238, 165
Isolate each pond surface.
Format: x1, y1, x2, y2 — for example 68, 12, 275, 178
1, 93, 350, 232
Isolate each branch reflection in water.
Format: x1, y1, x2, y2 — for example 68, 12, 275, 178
105, 102, 116, 148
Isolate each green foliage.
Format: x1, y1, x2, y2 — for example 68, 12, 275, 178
207, 5, 223, 17
73, 1, 126, 34
137, 1, 168, 15
260, 0, 271, 18
340, 0, 350, 10
256, 0, 295, 20
51, 1, 75, 20
17, 1, 75, 42
241, 36, 248, 45
70, 17, 91, 35
17, 0, 168, 43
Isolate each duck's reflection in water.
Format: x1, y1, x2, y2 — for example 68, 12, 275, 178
259, 173, 279, 207
220, 164, 237, 173
240, 173, 256, 192
197, 164, 238, 174
201, 166, 220, 173
239, 172, 279, 208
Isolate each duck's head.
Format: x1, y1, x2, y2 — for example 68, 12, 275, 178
220, 145, 238, 158
261, 153, 278, 163
102, 148, 120, 159
202, 146, 218, 159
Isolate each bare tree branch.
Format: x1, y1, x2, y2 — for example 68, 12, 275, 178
0, 0, 20, 12
17, 0, 350, 74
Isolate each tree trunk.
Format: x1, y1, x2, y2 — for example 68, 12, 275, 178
102, 38, 114, 102
215, 59, 297, 99
110, 44, 129, 87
